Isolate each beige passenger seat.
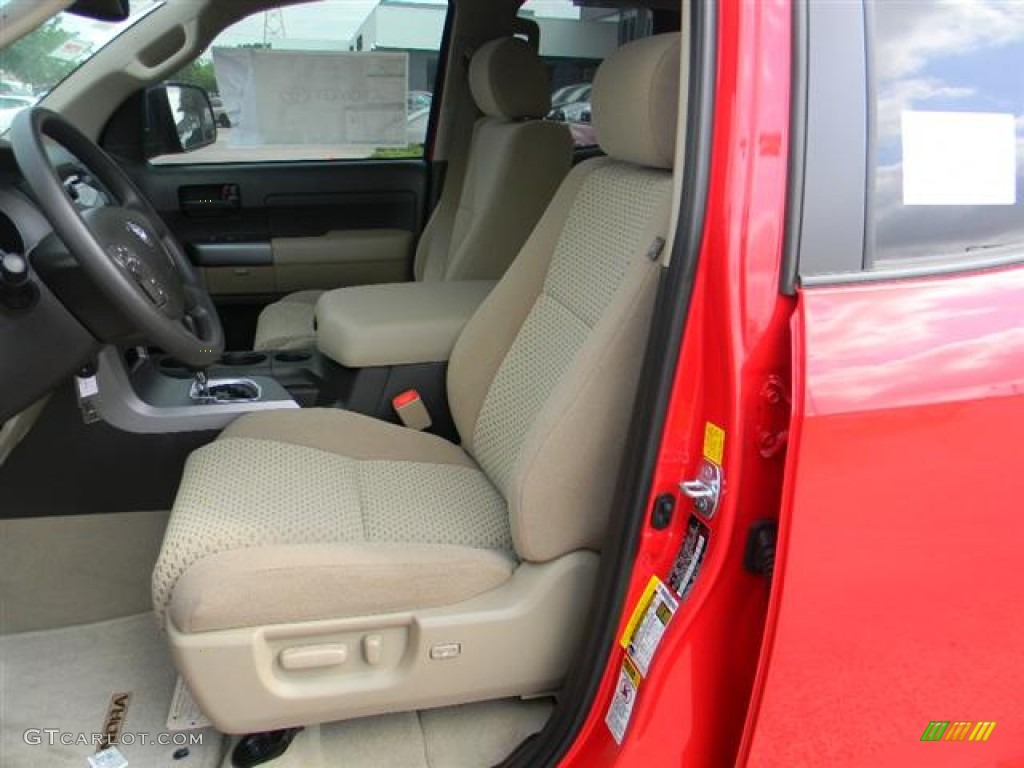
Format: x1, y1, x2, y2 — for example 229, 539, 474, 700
155, 32, 683, 733
253, 37, 573, 351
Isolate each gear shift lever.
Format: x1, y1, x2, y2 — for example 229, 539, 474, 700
188, 365, 261, 404
193, 368, 211, 400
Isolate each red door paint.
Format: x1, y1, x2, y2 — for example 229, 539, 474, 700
561, 0, 794, 764
742, 267, 1024, 765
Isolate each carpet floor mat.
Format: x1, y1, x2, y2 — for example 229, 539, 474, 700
221, 698, 553, 768
0, 613, 223, 768
1, 613, 552, 768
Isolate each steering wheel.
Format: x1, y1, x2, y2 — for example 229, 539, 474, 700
11, 107, 224, 368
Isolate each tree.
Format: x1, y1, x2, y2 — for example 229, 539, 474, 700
170, 59, 219, 95
0, 20, 75, 90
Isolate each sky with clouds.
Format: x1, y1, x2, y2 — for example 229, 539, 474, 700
871, 0, 1024, 261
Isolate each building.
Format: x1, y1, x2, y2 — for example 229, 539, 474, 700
350, 1, 632, 94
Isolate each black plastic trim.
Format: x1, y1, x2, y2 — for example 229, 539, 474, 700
189, 241, 272, 267
802, 247, 1024, 287
424, 0, 455, 164
779, 0, 807, 296
795, 1, 869, 280
861, 0, 878, 272
500, 1, 717, 764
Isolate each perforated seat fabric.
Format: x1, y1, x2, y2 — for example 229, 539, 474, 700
156, 33, 683, 635
253, 37, 572, 352
153, 410, 513, 632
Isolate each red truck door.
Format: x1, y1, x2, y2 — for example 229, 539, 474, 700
742, 3, 1024, 764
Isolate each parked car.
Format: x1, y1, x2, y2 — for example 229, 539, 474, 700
0, 1, 1021, 767
407, 90, 432, 112
209, 94, 231, 128
548, 83, 593, 146
0, 93, 36, 133
550, 82, 591, 110
406, 90, 432, 145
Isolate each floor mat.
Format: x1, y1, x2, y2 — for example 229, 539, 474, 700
222, 699, 554, 768
0, 614, 223, 768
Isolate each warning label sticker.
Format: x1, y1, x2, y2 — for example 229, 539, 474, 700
622, 578, 678, 678
668, 515, 710, 601
702, 422, 725, 465
605, 656, 641, 745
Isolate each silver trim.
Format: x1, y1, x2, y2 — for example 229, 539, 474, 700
680, 459, 723, 519
188, 376, 262, 404
95, 347, 297, 434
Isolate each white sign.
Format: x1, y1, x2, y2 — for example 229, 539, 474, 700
212, 48, 407, 147
50, 38, 92, 62
901, 111, 1017, 206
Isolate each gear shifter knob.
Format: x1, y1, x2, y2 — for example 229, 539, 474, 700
193, 368, 210, 399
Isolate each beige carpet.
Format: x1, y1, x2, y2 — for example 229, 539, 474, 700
0, 611, 550, 768
0, 614, 224, 768
222, 698, 553, 768
0, 511, 169, 634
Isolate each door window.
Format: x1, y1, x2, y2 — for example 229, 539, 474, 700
154, 0, 445, 164
520, 1, 653, 148
869, 2, 1024, 267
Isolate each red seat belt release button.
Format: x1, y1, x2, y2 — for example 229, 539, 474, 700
392, 389, 432, 431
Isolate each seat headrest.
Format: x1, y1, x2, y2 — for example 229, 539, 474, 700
469, 37, 551, 120
592, 33, 682, 169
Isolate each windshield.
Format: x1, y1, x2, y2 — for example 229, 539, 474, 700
0, 1, 162, 125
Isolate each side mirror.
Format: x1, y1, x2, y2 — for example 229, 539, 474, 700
144, 83, 217, 159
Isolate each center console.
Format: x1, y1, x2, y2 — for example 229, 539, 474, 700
91, 280, 497, 441
93, 344, 460, 441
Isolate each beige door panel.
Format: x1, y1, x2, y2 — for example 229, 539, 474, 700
201, 265, 276, 295
198, 230, 414, 297
272, 229, 413, 292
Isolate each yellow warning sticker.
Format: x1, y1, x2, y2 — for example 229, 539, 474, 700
623, 579, 678, 677
620, 576, 661, 649
703, 422, 725, 465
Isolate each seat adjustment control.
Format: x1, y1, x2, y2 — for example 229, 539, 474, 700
430, 642, 461, 661
363, 634, 383, 666
278, 643, 348, 670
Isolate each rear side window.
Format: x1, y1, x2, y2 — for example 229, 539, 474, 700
869, 2, 1024, 267
519, 1, 653, 149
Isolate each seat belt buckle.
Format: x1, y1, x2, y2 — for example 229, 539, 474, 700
392, 389, 432, 431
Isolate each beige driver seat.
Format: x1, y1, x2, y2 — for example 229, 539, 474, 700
154, 32, 682, 733
252, 37, 573, 351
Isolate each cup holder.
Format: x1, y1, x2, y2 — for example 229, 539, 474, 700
275, 350, 312, 364
158, 357, 194, 379
221, 352, 268, 367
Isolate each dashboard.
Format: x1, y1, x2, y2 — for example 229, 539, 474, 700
0, 140, 129, 423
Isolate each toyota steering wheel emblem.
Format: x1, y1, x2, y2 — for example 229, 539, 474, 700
125, 220, 152, 246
